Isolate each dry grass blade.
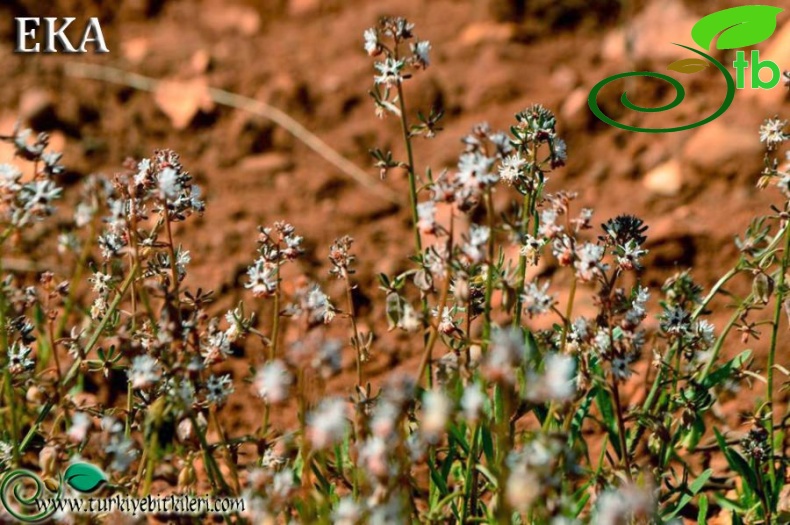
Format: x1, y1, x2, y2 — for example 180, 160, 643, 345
63, 62, 401, 204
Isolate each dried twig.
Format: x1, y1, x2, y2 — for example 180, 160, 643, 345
63, 62, 401, 204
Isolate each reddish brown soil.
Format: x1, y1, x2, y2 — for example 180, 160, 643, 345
1, 0, 789, 446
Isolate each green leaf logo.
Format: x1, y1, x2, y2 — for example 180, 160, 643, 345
691, 5, 783, 50
667, 58, 710, 74
63, 463, 107, 494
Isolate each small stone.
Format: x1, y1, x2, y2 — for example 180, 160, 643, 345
458, 22, 516, 47
121, 37, 149, 64
238, 153, 294, 175
153, 77, 215, 130
560, 88, 589, 127
289, 0, 321, 16
643, 160, 683, 196
202, 4, 260, 36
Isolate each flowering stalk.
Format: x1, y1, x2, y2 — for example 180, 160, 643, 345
395, 79, 423, 256
766, 219, 790, 483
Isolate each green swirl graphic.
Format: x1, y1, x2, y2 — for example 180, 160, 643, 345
588, 44, 736, 133
0, 469, 59, 523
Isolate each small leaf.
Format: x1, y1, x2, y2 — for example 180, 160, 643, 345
63, 463, 107, 494
691, 6, 784, 50
667, 58, 710, 74
662, 469, 712, 520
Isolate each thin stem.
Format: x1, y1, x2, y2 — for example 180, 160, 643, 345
18, 261, 140, 455
514, 144, 539, 322
767, 220, 790, 483
482, 189, 496, 349
270, 262, 281, 362
460, 424, 481, 523
343, 272, 364, 387
612, 379, 633, 481
559, 276, 577, 353
162, 201, 180, 305
395, 79, 422, 255
415, 213, 454, 387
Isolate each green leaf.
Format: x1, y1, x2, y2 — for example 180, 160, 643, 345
662, 468, 712, 520
714, 428, 759, 504
63, 463, 108, 494
667, 58, 710, 74
698, 494, 709, 524
702, 350, 751, 390
480, 426, 495, 465
691, 6, 784, 50
570, 386, 596, 443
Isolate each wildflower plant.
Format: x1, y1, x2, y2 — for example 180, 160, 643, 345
3, 16, 790, 525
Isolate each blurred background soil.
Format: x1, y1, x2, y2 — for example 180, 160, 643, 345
0, 0, 789, 439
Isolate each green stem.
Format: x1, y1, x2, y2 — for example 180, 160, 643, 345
513, 144, 538, 322
395, 80, 422, 256
460, 424, 481, 523
270, 262, 281, 362
18, 261, 140, 455
767, 221, 790, 483
482, 190, 496, 349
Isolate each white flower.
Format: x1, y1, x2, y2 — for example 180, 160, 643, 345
521, 235, 546, 266
552, 137, 567, 163
421, 389, 451, 441
461, 224, 490, 264
498, 153, 526, 184
457, 151, 498, 188
506, 468, 540, 511
0, 441, 14, 469
127, 355, 161, 389
522, 280, 555, 317
254, 360, 292, 404
359, 436, 391, 479
527, 353, 576, 403
411, 40, 431, 67
575, 242, 607, 281
397, 302, 421, 332
483, 327, 527, 384
625, 285, 650, 325
205, 374, 234, 405
417, 201, 437, 234
203, 330, 232, 363
135, 158, 151, 185
611, 356, 633, 380
759, 118, 788, 149
0, 164, 22, 191
370, 400, 400, 439
68, 412, 92, 443
7, 342, 35, 375
539, 209, 563, 238
307, 398, 349, 449
89, 271, 113, 295
333, 497, 363, 525
363, 28, 379, 56
245, 258, 278, 297
596, 484, 655, 525
374, 58, 405, 86
158, 167, 181, 199
617, 239, 648, 270
105, 435, 137, 472
305, 284, 334, 324
461, 383, 486, 422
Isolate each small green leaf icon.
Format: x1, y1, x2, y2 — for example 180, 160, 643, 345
691, 5, 783, 50
63, 463, 107, 493
667, 58, 710, 74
